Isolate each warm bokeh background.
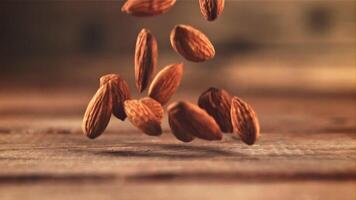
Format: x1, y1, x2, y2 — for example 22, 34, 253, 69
0, 0, 354, 98
0, 2, 355, 199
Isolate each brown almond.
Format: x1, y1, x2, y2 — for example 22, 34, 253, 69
198, 87, 233, 133
199, 0, 225, 21
140, 97, 164, 121
135, 29, 158, 93
167, 101, 222, 141
100, 74, 131, 121
121, 0, 176, 17
170, 24, 215, 62
82, 84, 112, 139
124, 99, 162, 136
168, 110, 195, 143
230, 97, 260, 145
148, 63, 183, 106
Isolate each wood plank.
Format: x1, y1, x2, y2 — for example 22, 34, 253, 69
0, 95, 354, 199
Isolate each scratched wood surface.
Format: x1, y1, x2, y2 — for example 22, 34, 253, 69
0, 93, 355, 200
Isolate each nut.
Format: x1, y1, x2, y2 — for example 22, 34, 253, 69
121, 0, 177, 17
230, 96, 260, 145
199, 0, 225, 21
82, 84, 112, 139
140, 97, 164, 121
170, 24, 215, 62
198, 87, 233, 133
100, 74, 131, 121
124, 99, 162, 136
168, 101, 222, 141
148, 63, 183, 106
135, 28, 158, 93
168, 112, 195, 143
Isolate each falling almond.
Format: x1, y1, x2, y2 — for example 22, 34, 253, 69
199, 0, 225, 21
100, 74, 131, 121
124, 99, 162, 136
168, 101, 222, 141
230, 96, 260, 145
148, 63, 183, 106
170, 24, 215, 62
121, 0, 177, 17
135, 28, 158, 93
82, 84, 113, 139
140, 97, 164, 121
198, 87, 233, 133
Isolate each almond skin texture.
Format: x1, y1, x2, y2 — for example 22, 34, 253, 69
198, 87, 233, 133
231, 97, 260, 145
167, 101, 222, 141
100, 74, 131, 121
168, 108, 195, 142
148, 63, 183, 106
199, 0, 225, 21
124, 99, 162, 136
82, 84, 112, 139
122, 0, 176, 17
170, 24, 215, 62
140, 97, 164, 121
135, 29, 158, 93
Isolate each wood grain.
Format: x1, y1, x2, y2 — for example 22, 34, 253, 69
0, 94, 355, 199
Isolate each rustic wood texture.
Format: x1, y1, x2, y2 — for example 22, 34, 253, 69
0, 94, 355, 200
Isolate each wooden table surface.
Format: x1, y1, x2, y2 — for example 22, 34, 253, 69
0, 93, 355, 200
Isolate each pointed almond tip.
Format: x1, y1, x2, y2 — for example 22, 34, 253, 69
121, 5, 127, 13
178, 62, 184, 68
149, 125, 163, 136
86, 133, 98, 140
140, 28, 150, 33
99, 73, 121, 86
242, 134, 258, 145
173, 63, 184, 74
167, 101, 183, 112
175, 24, 186, 29
216, 133, 223, 140
171, 24, 185, 37
167, 102, 177, 112
137, 85, 144, 93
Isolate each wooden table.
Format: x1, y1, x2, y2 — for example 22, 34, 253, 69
0, 93, 355, 200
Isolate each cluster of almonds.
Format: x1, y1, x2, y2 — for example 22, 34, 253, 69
82, 0, 260, 145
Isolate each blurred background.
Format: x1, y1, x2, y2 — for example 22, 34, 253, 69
0, 0, 354, 114
0, 2, 355, 199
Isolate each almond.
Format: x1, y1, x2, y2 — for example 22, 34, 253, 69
100, 74, 131, 121
124, 99, 162, 136
135, 29, 158, 93
148, 63, 183, 106
168, 111, 195, 143
168, 101, 222, 141
199, 0, 225, 21
170, 24, 215, 62
121, 0, 176, 17
82, 84, 112, 139
198, 87, 233, 133
230, 96, 260, 145
140, 97, 164, 121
